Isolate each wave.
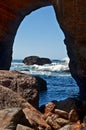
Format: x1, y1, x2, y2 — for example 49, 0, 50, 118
11, 57, 70, 76
31, 63, 69, 72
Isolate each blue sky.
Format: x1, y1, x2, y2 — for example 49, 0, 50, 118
13, 6, 67, 60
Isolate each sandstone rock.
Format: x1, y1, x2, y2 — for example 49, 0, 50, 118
55, 118, 69, 126
0, 85, 28, 109
16, 124, 34, 130
54, 109, 69, 119
46, 115, 61, 130
59, 122, 83, 130
0, 70, 47, 108
44, 102, 56, 115
0, 108, 30, 130
71, 121, 83, 130
23, 108, 51, 130
23, 56, 51, 65
58, 124, 71, 130
69, 109, 79, 122
0, 85, 51, 130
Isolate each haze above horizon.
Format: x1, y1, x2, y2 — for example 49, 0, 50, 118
13, 6, 67, 60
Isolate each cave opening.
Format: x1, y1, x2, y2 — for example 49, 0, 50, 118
11, 6, 79, 105
13, 6, 67, 60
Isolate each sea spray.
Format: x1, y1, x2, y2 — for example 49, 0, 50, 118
11, 57, 79, 106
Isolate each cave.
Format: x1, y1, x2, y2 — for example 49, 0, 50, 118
0, 0, 86, 100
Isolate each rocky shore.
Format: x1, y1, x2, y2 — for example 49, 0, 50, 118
0, 70, 86, 130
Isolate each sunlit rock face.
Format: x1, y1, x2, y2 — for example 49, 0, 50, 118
53, 0, 86, 100
0, 0, 86, 100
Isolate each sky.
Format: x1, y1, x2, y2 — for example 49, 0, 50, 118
13, 6, 67, 60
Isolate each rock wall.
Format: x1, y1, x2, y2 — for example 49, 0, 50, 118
53, 0, 86, 100
0, 0, 86, 100
0, 0, 52, 69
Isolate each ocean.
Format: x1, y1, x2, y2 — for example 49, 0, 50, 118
10, 58, 79, 106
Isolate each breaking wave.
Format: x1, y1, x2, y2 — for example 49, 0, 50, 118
11, 57, 70, 76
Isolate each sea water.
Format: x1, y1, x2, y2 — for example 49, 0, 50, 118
10, 58, 79, 106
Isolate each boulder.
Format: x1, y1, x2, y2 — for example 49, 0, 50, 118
46, 115, 61, 129
0, 108, 31, 129
0, 70, 47, 108
0, 85, 51, 130
0, 84, 30, 109
0, 89, 86, 130
54, 109, 69, 119
23, 56, 52, 65
23, 108, 51, 130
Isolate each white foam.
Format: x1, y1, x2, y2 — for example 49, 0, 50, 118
11, 59, 70, 76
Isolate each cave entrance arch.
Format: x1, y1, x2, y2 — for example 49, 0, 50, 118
0, 0, 85, 100
13, 6, 67, 60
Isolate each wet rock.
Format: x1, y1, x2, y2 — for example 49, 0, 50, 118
0, 70, 47, 108
23, 56, 51, 65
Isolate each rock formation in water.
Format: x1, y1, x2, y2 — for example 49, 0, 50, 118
23, 56, 52, 65
0, 0, 86, 100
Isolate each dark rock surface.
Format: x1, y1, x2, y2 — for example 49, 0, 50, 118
0, 0, 85, 100
0, 70, 47, 108
0, 0, 52, 70
23, 56, 52, 65
52, 0, 86, 100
